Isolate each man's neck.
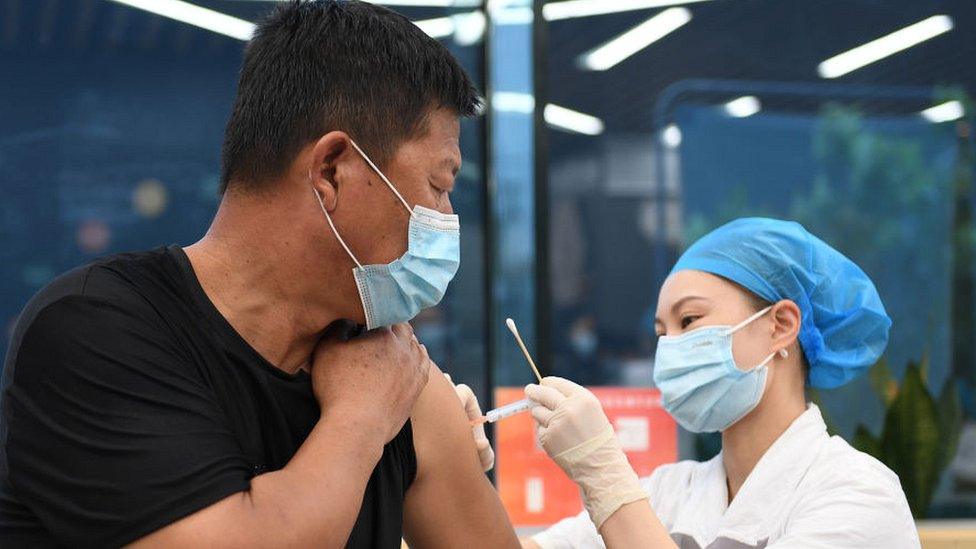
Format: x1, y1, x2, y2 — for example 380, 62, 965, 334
184, 192, 346, 375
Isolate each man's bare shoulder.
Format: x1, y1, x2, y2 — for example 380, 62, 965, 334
403, 362, 520, 547
409, 362, 482, 481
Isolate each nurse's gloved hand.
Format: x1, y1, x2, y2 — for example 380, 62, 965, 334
525, 377, 648, 530
446, 373, 495, 472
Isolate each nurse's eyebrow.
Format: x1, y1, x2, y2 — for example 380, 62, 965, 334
653, 295, 710, 325
670, 295, 710, 314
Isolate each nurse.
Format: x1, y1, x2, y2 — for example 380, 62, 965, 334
458, 218, 920, 548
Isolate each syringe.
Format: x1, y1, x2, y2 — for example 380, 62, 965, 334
471, 398, 534, 425
468, 318, 541, 426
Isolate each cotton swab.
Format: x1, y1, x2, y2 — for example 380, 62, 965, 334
467, 319, 542, 426
506, 318, 543, 384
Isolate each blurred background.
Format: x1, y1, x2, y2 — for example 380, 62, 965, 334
1, 0, 974, 531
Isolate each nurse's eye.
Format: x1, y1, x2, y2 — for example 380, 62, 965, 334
680, 315, 700, 329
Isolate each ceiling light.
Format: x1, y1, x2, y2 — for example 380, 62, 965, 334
544, 0, 710, 21
107, 1, 484, 44
488, 0, 533, 25
921, 100, 965, 123
494, 94, 605, 135
452, 11, 486, 45
370, 0, 455, 5
661, 124, 682, 148
246, 0, 466, 5
107, 0, 255, 40
414, 16, 455, 38
724, 96, 761, 118
579, 7, 691, 71
544, 104, 605, 135
818, 15, 953, 78
493, 7, 534, 25
493, 92, 535, 113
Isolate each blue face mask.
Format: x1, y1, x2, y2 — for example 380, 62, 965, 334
313, 139, 460, 330
653, 306, 785, 433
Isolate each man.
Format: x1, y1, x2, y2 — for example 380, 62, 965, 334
0, 1, 519, 546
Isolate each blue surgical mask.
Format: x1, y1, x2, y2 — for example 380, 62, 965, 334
653, 306, 784, 433
312, 139, 460, 330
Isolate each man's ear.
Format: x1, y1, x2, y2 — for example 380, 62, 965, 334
309, 131, 352, 212
770, 300, 801, 355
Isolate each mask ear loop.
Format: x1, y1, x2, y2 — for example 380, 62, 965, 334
727, 306, 792, 371
347, 139, 413, 216
752, 347, 789, 371
727, 305, 774, 335
310, 178, 363, 269
753, 348, 779, 370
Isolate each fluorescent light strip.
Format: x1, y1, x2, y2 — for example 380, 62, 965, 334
921, 100, 964, 123
107, 0, 255, 40
371, 0, 454, 6
415, 11, 486, 41
493, 7, 534, 25
493, 91, 536, 113
818, 15, 953, 78
580, 7, 691, 71
544, 104, 605, 135
724, 96, 761, 117
246, 0, 467, 5
544, 0, 711, 21
452, 11, 486, 45
414, 16, 455, 38
494, 93, 604, 135
488, 0, 534, 25
110, 0, 470, 42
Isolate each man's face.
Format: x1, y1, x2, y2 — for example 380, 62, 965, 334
332, 107, 462, 269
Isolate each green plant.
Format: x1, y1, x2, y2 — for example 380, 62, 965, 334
843, 358, 963, 518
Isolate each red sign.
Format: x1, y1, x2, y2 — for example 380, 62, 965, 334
495, 387, 677, 527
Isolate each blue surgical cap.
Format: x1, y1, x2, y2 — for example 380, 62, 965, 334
671, 217, 891, 389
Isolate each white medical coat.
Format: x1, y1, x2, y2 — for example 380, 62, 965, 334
531, 405, 919, 548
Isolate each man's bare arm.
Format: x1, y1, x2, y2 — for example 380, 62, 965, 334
129, 416, 384, 548
130, 324, 429, 548
403, 364, 520, 548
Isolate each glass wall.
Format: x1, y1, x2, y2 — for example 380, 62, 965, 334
488, 0, 537, 390
541, 0, 976, 519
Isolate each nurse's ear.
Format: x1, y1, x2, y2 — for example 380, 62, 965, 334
769, 300, 801, 355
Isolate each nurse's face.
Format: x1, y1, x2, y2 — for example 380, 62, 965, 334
654, 270, 778, 372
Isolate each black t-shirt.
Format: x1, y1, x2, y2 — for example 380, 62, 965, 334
0, 247, 416, 548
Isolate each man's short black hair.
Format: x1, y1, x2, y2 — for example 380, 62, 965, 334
220, 0, 481, 192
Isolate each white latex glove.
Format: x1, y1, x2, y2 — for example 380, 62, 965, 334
446, 373, 495, 472
525, 376, 647, 530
